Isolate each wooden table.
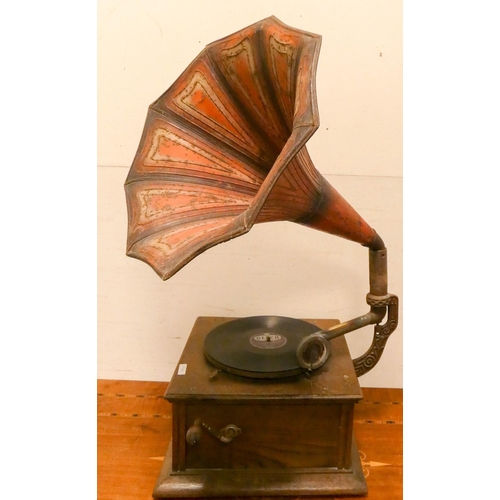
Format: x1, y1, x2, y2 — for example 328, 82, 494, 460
98, 380, 402, 500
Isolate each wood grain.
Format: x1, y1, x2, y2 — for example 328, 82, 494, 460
98, 380, 402, 500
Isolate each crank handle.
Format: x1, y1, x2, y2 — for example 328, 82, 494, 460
186, 419, 242, 445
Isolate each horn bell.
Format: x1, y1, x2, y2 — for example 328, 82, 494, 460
125, 16, 377, 280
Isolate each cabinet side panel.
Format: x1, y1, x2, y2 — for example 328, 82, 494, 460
171, 403, 186, 471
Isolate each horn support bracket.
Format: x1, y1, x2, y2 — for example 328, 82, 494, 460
296, 245, 399, 375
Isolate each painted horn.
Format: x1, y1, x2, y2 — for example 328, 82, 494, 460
124, 16, 381, 281
124, 17, 398, 375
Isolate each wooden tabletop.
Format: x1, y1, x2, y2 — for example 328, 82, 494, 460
98, 380, 402, 500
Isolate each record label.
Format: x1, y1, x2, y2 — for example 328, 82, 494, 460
250, 333, 287, 349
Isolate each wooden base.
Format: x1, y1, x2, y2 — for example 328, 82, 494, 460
153, 438, 367, 498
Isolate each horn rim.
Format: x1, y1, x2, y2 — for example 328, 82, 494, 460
125, 17, 322, 279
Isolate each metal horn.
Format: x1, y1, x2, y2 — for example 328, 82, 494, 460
125, 16, 398, 375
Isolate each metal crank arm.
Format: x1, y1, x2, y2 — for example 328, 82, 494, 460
186, 419, 242, 445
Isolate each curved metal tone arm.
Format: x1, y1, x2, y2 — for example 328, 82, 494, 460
296, 241, 399, 376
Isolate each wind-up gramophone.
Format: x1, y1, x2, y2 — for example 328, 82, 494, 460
125, 16, 398, 498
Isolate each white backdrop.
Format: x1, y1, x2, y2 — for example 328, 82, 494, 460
97, 0, 402, 387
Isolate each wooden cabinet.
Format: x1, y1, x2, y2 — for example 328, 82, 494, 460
153, 317, 367, 497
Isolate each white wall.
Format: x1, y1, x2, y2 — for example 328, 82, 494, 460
97, 0, 402, 387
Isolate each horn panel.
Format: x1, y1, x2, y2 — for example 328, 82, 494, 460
125, 16, 377, 280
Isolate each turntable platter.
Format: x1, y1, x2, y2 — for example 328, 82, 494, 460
203, 316, 321, 378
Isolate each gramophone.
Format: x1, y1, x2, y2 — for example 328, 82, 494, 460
125, 16, 398, 498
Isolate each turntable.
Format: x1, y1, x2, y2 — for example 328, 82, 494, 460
124, 16, 398, 497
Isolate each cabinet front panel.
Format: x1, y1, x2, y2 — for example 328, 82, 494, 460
183, 402, 345, 470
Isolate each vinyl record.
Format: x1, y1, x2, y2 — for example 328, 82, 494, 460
204, 316, 321, 378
